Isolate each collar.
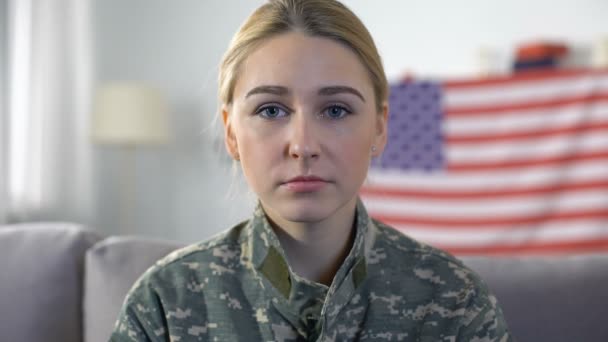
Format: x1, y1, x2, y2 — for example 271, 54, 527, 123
245, 197, 377, 300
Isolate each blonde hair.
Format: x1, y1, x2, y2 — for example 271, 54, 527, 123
219, 0, 388, 112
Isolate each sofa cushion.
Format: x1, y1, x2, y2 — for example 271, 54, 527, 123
462, 254, 608, 342
0, 223, 101, 342
84, 236, 184, 342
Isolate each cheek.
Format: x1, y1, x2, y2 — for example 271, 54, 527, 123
235, 133, 266, 193
328, 124, 374, 168
237, 122, 281, 157
237, 131, 263, 166
342, 138, 372, 166
234, 120, 283, 181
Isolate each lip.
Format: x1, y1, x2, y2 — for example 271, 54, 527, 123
282, 175, 329, 192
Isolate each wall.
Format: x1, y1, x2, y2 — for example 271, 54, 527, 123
0, 0, 7, 223
94, 0, 263, 241
348, 0, 608, 78
93, 0, 608, 242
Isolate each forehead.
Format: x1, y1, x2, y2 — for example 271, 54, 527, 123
234, 32, 374, 99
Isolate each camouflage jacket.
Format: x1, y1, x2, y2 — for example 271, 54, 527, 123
111, 200, 512, 341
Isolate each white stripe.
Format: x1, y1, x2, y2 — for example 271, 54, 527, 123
447, 131, 608, 163
445, 73, 608, 108
362, 190, 608, 218
392, 220, 608, 247
365, 160, 608, 190
445, 100, 608, 135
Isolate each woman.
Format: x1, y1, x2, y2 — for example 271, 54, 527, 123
111, 0, 512, 341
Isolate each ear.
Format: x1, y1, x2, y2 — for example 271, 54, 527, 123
372, 101, 388, 157
222, 106, 239, 160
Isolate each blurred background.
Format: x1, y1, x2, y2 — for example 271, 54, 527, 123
1, 0, 608, 244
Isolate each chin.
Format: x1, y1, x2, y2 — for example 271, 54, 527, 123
281, 206, 331, 223
273, 198, 337, 224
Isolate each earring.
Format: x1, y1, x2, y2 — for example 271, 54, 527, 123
371, 146, 377, 153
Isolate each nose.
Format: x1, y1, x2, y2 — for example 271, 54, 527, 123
287, 113, 320, 160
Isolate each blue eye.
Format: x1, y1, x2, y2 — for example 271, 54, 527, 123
256, 105, 287, 119
324, 105, 351, 119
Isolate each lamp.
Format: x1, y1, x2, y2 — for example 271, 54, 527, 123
92, 82, 170, 145
92, 82, 171, 234
592, 36, 608, 68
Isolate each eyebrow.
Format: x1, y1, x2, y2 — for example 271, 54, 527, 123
245, 85, 289, 98
245, 85, 366, 102
318, 86, 366, 102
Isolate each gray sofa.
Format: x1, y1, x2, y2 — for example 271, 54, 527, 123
1, 223, 607, 342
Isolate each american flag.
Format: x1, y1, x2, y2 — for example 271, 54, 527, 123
361, 68, 608, 255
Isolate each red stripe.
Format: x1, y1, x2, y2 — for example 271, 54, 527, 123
448, 149, 608, 172
443, 68, 608, 89
447, 120, 608, 144
434, 238, 608, 256
374, 208, 608, 228
445, 93, 608, 117
360, 178, 608, 200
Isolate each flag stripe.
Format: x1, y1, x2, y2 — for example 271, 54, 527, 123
361, 178, 608, 200
375, 208, 608, 228
444, 68, 608, 89
366, 191, 608, 219
446, 100, 608, 136
448, 149, 608, 172
448, 120, 608, 144
448, 130, 608, 162
366, 160, 608, 190
445, 71, 608, 108
446, 92, 608, 117
436, 238, 608, 255
395, 220, 608, 247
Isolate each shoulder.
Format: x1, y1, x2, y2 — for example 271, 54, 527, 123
369, 218, 491, 310
371, 218, 470, 276
368, 219, 512, 340
111, 220, 251, 340
127, 219, 250, 297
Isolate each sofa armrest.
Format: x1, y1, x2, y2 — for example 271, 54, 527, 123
0, 223, 101, 342
462, 254, 608, 342
84, 236, 184, 342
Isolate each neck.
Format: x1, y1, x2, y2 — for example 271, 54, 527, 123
264, 197, 358, 286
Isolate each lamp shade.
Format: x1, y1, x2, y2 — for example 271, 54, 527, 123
92, 82, 170, 145
592, 36, 608, 68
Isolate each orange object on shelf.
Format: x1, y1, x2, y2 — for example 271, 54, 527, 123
516, 42, 569, 61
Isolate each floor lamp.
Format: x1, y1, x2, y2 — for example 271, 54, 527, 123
91, 82, 170, 235
592, 36, 608, 68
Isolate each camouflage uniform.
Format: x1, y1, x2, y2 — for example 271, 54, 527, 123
111, 199, 513, 341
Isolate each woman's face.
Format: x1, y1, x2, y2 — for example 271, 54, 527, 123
223, 32, 387, 224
